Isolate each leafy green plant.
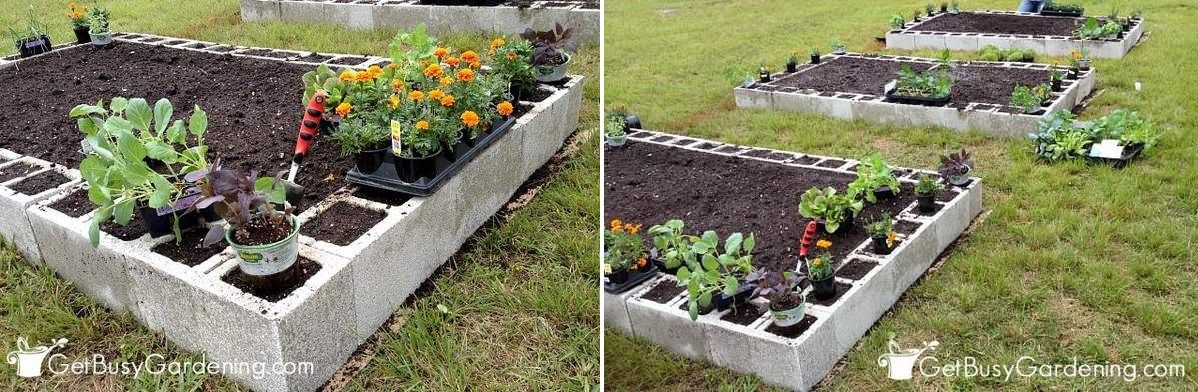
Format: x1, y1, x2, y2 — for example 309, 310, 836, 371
848, 154, 901, 203
724, 66, 755, 87
925, 4, 935, 14
912, 10, 922, 21
648, 219, 692, 270
889, 14, 905, 30
914, 174, 943, 196
604, 220, 647, 274
70, 98, 212, 247
798, 187, 863, 233
1101, 21, 1123, 37
865, 214, 894, 238
675, 231, 756, 320
1043, 2, 1084, 13
893, 64, 953, 99
301, 64, 346, 117
86, 6, 110, 34
329, 117, 389, 156
978, 45, 1035, 62
806, 251, 834, 281
605, 110, 627, 138
7, 5, 48, 44
1075, 17, 1105, 40
1010, 85, 1044, 113
810, 48, 821, 57
950, 0, 960, 12
829, 37, 845, 52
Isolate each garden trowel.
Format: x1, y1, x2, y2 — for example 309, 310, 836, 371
282, 91, 328, 208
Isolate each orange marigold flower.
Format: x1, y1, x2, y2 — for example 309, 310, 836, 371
469, 60, 481, 69
439, 76, 453, 87
354, 71, 373, 82
461, 51, 479, 64
386, 63, 398, 71
497, 101, 514, 116
366, 65, 383, 79
423, 63, 444, 79
339, 70, 355, 82
391, 79, 405, 92
628, 224, 642, 235
415, 120, 430, 130
490, 38, 505, 49
446, 56, 460, 67
428, 89, 446, 100
387, 95, 401, 110
506, 52, 517, 61
433, 47, 449, 59
335, 102, 351, 118
439, 95, 455, 107
636, 257, 648, 268
812, 258, 823, 267
408, 90, 424, 101
610, 219, 622, 230
488, 48, 497, 57
461, 111, 480, 128
456, 68, 475, 82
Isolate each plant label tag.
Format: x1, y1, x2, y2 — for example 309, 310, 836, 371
390, 120, 403, 156
79, 139, 92, 155
883, 80, 897, 95
23, 39, 45, 49
1089, 139, 1124, 158
155, 189, 202, 216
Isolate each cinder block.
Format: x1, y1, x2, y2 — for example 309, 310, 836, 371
626, 295, 710, 360
943, 34, 979, 51
1, 158, 79, 262
734, 88, 772, 108
913, 33, 946, 49
239, 0, 281, 21
885, 32, 915, 49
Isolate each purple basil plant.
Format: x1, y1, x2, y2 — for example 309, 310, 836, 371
187, 164, 291, 247
520, 22, 577, 66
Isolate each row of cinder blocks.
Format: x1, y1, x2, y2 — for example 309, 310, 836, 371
3, 34, 585, 392
886, 11, 1144, 58
604, 130, 984, 391
733, 53, 1096, 138
240, 0, 600, 44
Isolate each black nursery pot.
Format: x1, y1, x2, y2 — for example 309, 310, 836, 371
871, 235, 892, 255
817, 212, 854, 234
73, 26, 91, 45
353, 148, 387, 173
138, 206, 200, 238
917, 194, 937, 213
624, 114, 642, 130
811, 54, 821, 64
16, 35, 52, 58
393, 148, 442, 183
811, 276, 837, 301
786, 62, 798, 73
1067, 68, 1080, 80
1052, 79, 1063, 92
607, 270, 629, 284
873, 186, 896, 201
714, 285, 756, 311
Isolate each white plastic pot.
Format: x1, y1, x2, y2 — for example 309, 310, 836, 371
89, 29, 113, 46
607, 133, 627, 147
535, 52, 571, 83
229, 215, 300, 276
769, 294, 808, 327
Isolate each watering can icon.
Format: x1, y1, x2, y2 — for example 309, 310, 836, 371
7, 337, 68, 378
876, 336, 938, 380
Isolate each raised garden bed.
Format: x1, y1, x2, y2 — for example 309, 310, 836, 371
886, 11, 1144, 58
734, 53, 1095, 137
602, 130, 982, 391
2, 32, 583, 392
240, 0, 599, 43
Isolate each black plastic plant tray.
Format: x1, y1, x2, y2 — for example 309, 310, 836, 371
346, 116, 517, 197
884, 90, 950, 106
1085, 143, 1143, 169
604, 264, 659, 294
1039, 11, 1084, 18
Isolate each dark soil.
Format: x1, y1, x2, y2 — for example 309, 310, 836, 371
352, 187, 413, 206
151, 228, 227, 267
811, 281, 852, 307
772, 57, 1051, 106
0, 42, 350, 211
102, 215, 147, 241
233, 216, 294, 246
9, 170, 69, 195
720, 304, 765, 325
641, 280, 685, 303
0, 162, 39, 183
911, 12, 1081, 36
300, 202, 386, 246
764, 314, 817, 338
894, 220, 922, 235
49, 188, 95, 218
222, 257, 321, 302
837, 259, 879, 280
604, 141, 917, 275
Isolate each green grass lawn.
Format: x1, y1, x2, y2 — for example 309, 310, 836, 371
1, 1, 599, 390
604, 0, 1198, 390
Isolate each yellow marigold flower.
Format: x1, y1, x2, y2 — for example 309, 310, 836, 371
497, 101, 514, 116
439, 95, 455, 107
366, 65, 383, 79
812, 258, 823, 267
461, 111, 480, 128
490, 37, 505, 49
456, 68, 475, 82
488, 48, 497, 57
335, 102, 351, 118
446, 56, 460, 68
339, 70, 355, 82
628, 224, 642, 235
415, 120, 430, 130
1071, 50, 1082, 60
610, 219, 622, 230
433, 47, 449, 59
439, 76, 453, 87
428, 89, 446, 100
408, 90, 424, 101
423, 63, 444, 79
506, 52, 517, 61
388, 95, 401, 110
461, 51, 479, 65
391, 79, 405, 93
354, 71, 373, 82
816, 239, 832, 249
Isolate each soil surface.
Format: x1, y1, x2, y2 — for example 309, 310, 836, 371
764, 314, 816, 338
49, 188, 95, 218
223, 257, 321, 302
102, 215, 147, 241
300, 202, 387, 246
151, 228, 227, 267
811, 281, 852, 307
604, 141, 917, 275
837, 259, 879, 281
911, 12, 1081, 36
720, 303, 765, 325
0, 42, 350, 211
233, 216, 294, 246
772, 57, 1051, 106
0, 162, 39, 183
641, 280, 684, 303
9, 170, 69, 195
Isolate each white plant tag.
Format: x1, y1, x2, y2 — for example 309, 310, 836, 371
884, 80, 897, 95
79, 139, 93, 155
390, 120, 403, 156
1089, 139, 1125, 158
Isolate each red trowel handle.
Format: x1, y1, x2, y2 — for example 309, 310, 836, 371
294, 92, 328, 164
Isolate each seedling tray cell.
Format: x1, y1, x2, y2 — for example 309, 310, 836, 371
346, 116, 517, 197
603, 264, 659, 294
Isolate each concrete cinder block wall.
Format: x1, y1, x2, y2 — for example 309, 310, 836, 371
0, 156, 82, 263
604, 130, 984, 391
886, 11, 1145, 59
733, 53, 1096, 137
240, 0, 600, 44
6, 33, 585, 392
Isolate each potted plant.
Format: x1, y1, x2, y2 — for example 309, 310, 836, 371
939, 2, 948, 13
604, 220, 651, 285
786, 54, 798, 73
1010, 84, 1045, 115
648, 219, 692, 274
67, 1, 91, 45
810, 48, 821, 64
1073, 48, 1091, 70
520, 22, 577, 83
331, 116, 390, 173
865, 214, 898, 255
805, 245, 836, 301
847, 154, 901, 203
889, 14, 906, 31
8, 6, 52, 58
799, 187, 863, 234
1050, 66, 1064, 92
726, 66, 756, 88
938, 148, 974, 186
829, 37, 846, 55
887, 64, 954, 106
925, 4, 936, 16
195, 166, 300, 292
675, 231, 756, 320
87, 5, 113, 46
1041, 2, 1085, 17
912, 10, 922, 22
747, 269, 806, 327
949, 1, 961, 14
605, 110, 628, 147
70, 98, 214, 246
391, 117, 443, 182
758, 65, 771, 83
914, 174, 943, 213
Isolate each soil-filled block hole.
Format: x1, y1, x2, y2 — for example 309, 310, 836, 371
837, 259, 880, 281
101, 216, 147, 241
151, 230, 228, 267
764, 314, 818, 339
887, 11, 1145, 59
0, 162, 39, 184
641, 280, 685, 303
48, 188, 95, 218
8, 170, 69, 195
222, 257, 322, 302
301, 202, 387, 246
810, 281, 852, 307
720, 304, 766, 325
